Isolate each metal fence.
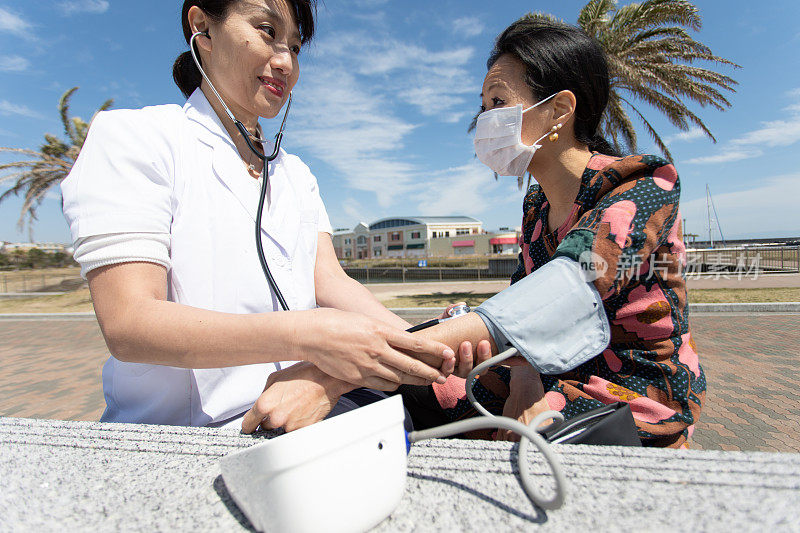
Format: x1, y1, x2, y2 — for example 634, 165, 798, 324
0, 271, 85, 294
343, 266, 509, 284
686, 246, 800, 276
4, 246, 796, 292
345, 246, 800, 283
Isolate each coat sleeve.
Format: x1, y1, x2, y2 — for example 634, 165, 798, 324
60, 109, 178, 241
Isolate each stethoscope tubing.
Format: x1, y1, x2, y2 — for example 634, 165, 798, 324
189, 30, 292, 311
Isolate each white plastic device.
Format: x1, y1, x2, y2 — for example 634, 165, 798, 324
220, 395, 408, 533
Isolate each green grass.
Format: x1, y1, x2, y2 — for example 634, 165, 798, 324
380, 292, 498, 308
0, 288, 94, 313
689, 288, 800, 303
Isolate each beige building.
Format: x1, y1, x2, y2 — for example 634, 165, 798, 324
0, 242, 69, 254
332, 217, 520, 260
427, 231, 520, 257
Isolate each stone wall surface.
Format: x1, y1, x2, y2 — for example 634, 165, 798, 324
1, 417, 799, 532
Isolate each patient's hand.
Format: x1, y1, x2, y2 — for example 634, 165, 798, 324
496, 365, 549, 441
241, 362, 352, 434
412, 311, 496, 378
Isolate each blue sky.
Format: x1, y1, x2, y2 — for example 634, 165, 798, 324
1, 0, 799, 244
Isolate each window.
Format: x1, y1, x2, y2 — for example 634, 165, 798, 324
373, 248, 382, 257
456, 229, 469, 235
357, 236, 367, 245
344, 250, 352, 258
445, 231, 450, 237
411, 231, 421, 239
373, 235, 382, 242
344, 238, 351, 245
369, 219, 418, 230
390, 232, 401, 241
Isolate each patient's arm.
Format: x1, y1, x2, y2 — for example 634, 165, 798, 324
413, 312, 498, 377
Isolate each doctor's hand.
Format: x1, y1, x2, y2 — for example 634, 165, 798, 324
241, 362, 352, 434
299, 308, 455, 390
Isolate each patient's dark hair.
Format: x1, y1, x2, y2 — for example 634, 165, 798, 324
488, 17, 620, 156
173, 0, 317, 98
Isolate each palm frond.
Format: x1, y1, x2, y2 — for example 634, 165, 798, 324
0, 87, 112, 239
520, 11, 564, 24
620, 95, 674, 161
578, 0, 616, 36
603, 92, 638, 152
586, 0, 738, 157
59, 87, 80, 145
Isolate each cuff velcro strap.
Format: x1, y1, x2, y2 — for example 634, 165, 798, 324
474, 257, 610, 375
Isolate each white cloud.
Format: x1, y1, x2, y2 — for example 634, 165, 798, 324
681, 174, 800, 238
0, 6, 34, 39
341, 198, 372, 224
290, 32, 482, 207
685, 148, 763, 165
0, 55, 29, 72
414, 161, 519, 217
291, 68, 418, 206
313, 33, 476, 122
686, 90, 800, 165
58, 0, 109, 15
0, 100, 43, 119
451, 16, 485, 38
665, 127, 705, 144
728, 117, 800, 148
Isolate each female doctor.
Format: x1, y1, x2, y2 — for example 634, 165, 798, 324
60, 0, 482, 431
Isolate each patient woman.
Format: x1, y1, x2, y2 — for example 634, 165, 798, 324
403, 16, 705, 448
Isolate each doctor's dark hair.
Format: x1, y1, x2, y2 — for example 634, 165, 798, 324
487, 17, 620, 156
172, 0, 317, 98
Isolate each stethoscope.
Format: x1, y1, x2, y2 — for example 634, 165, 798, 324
190, 30, 291, 311
188, 31, 569, 510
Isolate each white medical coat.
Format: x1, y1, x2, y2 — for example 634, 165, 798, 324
61, 89, 332, 427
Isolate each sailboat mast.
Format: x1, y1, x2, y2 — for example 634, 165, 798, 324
706, 184, 714, 248
708, 186, 726, 246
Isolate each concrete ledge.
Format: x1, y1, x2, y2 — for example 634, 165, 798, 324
690, 302, 800, 313
1, 417, 798, 531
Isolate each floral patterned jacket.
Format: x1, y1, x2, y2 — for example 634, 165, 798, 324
512, 152, 705, 448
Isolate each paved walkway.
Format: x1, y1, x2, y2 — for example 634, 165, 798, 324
1, 315, 799, 453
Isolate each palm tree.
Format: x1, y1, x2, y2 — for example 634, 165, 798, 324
547, 0, 739, 161
0, 87, 112, 239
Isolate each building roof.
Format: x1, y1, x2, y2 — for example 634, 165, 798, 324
368, 216, 481, 231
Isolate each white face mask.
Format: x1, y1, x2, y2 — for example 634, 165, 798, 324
473, 93, 558, 177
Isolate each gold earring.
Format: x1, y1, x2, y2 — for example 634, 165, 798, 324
549, 123, 562, 142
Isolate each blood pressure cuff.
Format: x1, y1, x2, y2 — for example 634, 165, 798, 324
473, 257, 610, 375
